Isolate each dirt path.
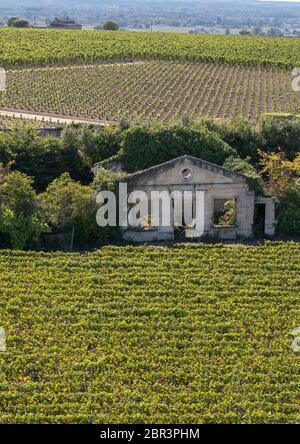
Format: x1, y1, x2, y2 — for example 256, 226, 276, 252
8, 61, 146, 74
0, 108, 116, 126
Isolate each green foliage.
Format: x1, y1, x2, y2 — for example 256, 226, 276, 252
0, 124, 63, 191
122, 124, 236, 172
0, 243, 299, 423
223, 156, 265, 194
41, 173, 116, 248
41, 173, 96, 247
260, 115, 300, 160
92, 167, 127, 192
213, 199, 237, 226
0, 122, 42, 165
200, 118, 263, 162
80, 125, 121, 166
0, 123, 92, 191
60, 127, 92, 184
276, 183, 300, 236
0, 29, 299, 68
99, 21, 119, 31
0, 171, 48, 249
7, 17, 29, 28
7, 17, 19, 27
1, 120, 300, 237
259, 151, 300, 236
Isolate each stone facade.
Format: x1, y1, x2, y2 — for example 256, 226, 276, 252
95, 155, 276, 242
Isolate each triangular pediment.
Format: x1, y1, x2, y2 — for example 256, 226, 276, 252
125, 155, 247, 186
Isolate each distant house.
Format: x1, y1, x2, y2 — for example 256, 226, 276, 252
49, 17, 82, 30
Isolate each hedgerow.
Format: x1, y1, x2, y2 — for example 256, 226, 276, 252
0, 243, 299, 423
121, 124, 235, 172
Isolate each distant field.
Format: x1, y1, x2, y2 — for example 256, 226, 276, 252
1, 61, 299, 123
124, 26, 249, 35
0, 28, 299, 68
0, 243, 299, 423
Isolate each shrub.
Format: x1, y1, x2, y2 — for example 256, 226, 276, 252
122, 124, 236, 172
224, 156, 264, 194
0, 171, 48, 249
276, 185, 300, 236
0, 123, 92, 191
198, 118, 263, 163
41, 173, 117, 249
81, 125, 121, 166
259, 151, 300, 235
92, 167, 127, 192
260, 115, 300, 159
98, 20, 119, 31
7, 17, 29, 28
60, 127, 92, 185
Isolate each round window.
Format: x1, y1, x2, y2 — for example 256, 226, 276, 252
181, 167, 193, 181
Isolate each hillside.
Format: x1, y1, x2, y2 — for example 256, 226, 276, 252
0, 29, 299, 68
1, 60, 299, 123
0, 243, 299, 423
0, 29, 299, 123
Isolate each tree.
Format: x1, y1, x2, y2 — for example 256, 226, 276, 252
260, 115, 300, 160
80, 124, 121, 165
60, 126, 92, 184
41, 173, 112, 250
197, 118, 263, 163
7, 17, 19, 26
259, 151, 300, 197
0, 162, 12, 183
92, 167, 127, 192
8, 17, 29, 28
0, 122, 63, 191
95, 20, 120, 31
121, 124, 236, 173
259, 151, 300, 235
0, 171, 48, 249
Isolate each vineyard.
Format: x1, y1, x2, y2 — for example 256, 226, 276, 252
1, 61, 299, 123
0, 28, 299, 69
0, 243, 299, 424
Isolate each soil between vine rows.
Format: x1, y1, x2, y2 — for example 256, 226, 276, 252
1, 61, 299, 124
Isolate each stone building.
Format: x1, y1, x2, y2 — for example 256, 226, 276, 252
94, 155, 276, 242
49, 17, 82, 30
